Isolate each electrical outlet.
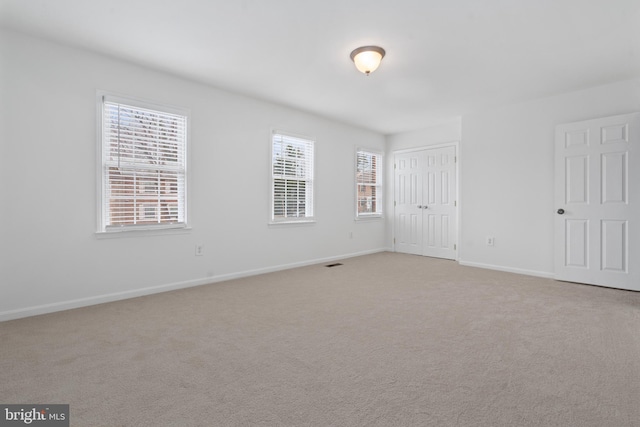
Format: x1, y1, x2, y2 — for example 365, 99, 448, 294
195, 245, 204, 256
486, 237, 495, 246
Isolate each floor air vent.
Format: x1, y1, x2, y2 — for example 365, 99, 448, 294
325, 263, 343, 268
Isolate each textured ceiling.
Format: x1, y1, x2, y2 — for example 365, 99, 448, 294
1, 0, 639, 134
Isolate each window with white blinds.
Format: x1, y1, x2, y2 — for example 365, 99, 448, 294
271, 132, 314, 223
99, 95, 188, 232
356, 149, 382, 218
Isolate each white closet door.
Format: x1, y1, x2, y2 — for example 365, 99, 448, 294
394, 145, 457, 260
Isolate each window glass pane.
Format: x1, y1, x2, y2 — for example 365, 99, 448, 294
356, 150, 382, 217
272, 133, 314, 221
101, 97, 187, 231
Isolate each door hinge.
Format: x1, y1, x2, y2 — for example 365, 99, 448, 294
394, 201, 396, 207
455, 156, 457, 163
393, 238, 396, 244
454, 244, 457, 250
454, 200, 457, 207
394, 163, 397, 169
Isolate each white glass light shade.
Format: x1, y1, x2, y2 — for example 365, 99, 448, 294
350, 46, 385, 75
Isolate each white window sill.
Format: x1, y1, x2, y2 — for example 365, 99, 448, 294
355, 215, 384, 221
95, 226, 192, 239
268, 219, 316, 227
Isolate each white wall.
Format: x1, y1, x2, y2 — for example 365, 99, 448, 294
0, 35, 8, 283
4, 29, 638, 322
0, 29, 387, 321
383, 81, 640, 278
460, 78, 640, 276
386, 119, 462, 153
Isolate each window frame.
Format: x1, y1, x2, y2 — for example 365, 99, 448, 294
269, 130, 315, 225
355, 147, 383, 219
96, 91, 190, 235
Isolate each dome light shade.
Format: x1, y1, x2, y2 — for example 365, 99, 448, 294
350, 46, 386, 75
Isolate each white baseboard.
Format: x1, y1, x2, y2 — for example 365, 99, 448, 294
458, 260, 554, 279
209, 247, 391, 283
0, 248, 388, 322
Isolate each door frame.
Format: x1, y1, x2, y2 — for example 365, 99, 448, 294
393, 141, 460, 260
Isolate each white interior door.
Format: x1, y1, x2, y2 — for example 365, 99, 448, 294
423, 146, 457, 259
555, 112, 639, 290
394, 145, 457, 260
394, 151, 423, 255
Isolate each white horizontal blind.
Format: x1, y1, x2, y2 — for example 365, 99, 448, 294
356, 150, 382, 217
102, 98, 187, 230
272, 133, 314, 221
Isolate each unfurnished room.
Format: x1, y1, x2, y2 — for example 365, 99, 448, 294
1, 1, 639, 426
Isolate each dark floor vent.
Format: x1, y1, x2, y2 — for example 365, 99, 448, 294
325, 263, 343, 268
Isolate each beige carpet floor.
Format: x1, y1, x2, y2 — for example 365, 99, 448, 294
1, 252, 640, 426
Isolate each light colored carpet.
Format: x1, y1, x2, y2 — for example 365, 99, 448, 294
1, 252, 640, 426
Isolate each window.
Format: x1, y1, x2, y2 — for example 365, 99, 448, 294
271, 132, 314, 223
143, 205, 157, 220
356, 149, 382, 218
98, 94, 188, 232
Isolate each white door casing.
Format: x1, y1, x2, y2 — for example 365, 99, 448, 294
394, 145, 458, 260
555, 112, 639, 291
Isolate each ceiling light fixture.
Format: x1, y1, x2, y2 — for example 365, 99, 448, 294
350, 46, 385, 76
